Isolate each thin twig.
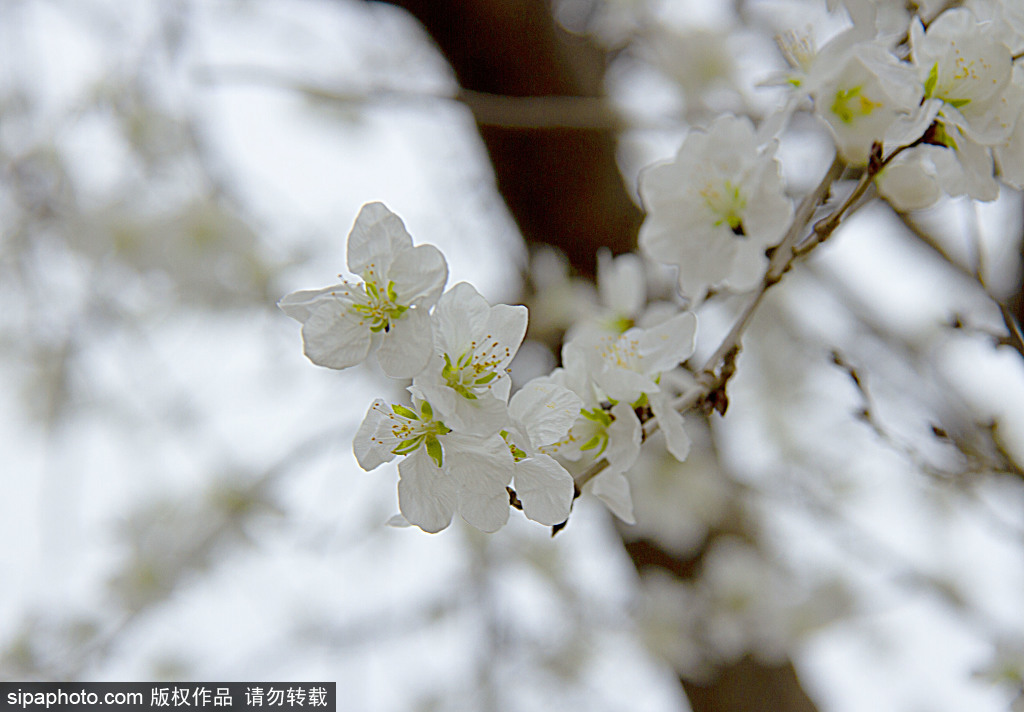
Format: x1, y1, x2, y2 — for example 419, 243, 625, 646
194, 65, 652, 131
890, 207, 1024, 362
572, 154, 846, 494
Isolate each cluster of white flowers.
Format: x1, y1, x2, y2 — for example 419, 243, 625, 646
283, 0, 1024, 534
281, 203, 704, 532
775, 0, 1024, 209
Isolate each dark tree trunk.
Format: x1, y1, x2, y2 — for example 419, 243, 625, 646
374, 0, 640, 278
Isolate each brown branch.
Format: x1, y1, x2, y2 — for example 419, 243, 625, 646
889, 206, 1024, 362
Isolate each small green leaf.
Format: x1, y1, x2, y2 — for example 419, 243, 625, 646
580, 433, 608, 457
420, 400, 434, 420
475, 372, 497, 385
947, 97, 971, 109
581, 407, 612, 427
426, 436, 444, 468
935, 122, 958, 150
454, 385, 478, 400
608, 315, 634, 334
392, 404, 419, 420
924, 62, 939, 98
392, 435, 424, 455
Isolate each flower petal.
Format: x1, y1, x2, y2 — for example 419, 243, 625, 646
598, 249, 646, 319
353, 399, 394, 471
589, 470, 636, 524
514, 454, 574, 525
606, 402, 642, 473
508, 379, 583, 450
485, 303, 530, 368
638, 312, 698, 375
433, 282, 491, 354
445, 433, 514, 532
651, 392, 691, 462
397, 449, 458, 534
347, 202, 414, 279
389, 243, 448, 308
299, 299, 372, 370
376, 308, 434, 378
277, 285, 342, 322
447, 392, 510, 437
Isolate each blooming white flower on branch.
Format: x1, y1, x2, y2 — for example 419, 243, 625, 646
813, 42, 923, 165
566, 311, 697, 405
501, 379, 583, 525
564, 311, 697, 464
639, 115, 793, 303
353, 397, 515, 533
878, 7, 1024, 204
278, 202, 448, 378
412, 282, 528, 437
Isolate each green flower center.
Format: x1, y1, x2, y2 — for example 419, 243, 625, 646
701, 180, 747, 235
830, 84, 883, 123
440, 337, 508, 400
387, 400, 450, 467
350, 279, 409, 333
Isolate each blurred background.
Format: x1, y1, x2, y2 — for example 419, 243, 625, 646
2, 0, 1024, 710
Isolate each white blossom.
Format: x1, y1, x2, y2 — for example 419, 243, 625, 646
537, 367, 643, 523
813, 42, 923, 165
501, 379, 583, 526
412, 282, 528, 437
279, 202, 448, 378
639, 115, 793, 302
565, 311, 697, 406
353, 397, 515, 533
886, 7, 1024, 202
595, 249, 647, 332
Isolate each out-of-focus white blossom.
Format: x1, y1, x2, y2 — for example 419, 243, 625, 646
626, 418, 732, 556
639, 115, 793, 302
813, 42, 923, 164
697, 538, 793, 663
637, 572, 708, 679
595, 249, 648, 332
879, 7, 1024, 204
566, 248, 681, 345
412, 282, 527, 437
279, 202, 448, 378
524, 246, 599, 341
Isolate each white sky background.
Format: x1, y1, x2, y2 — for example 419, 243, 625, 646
2, 0, 1024, 710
